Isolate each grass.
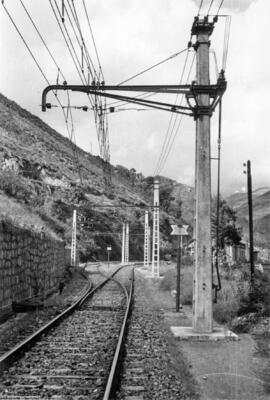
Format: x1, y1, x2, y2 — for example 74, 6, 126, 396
159, 261, 270, 330
159, 263, 193, 305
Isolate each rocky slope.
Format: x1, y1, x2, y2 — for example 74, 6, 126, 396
0, 92, 192, 261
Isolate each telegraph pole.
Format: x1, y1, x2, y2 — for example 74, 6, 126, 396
192, 17, 215, 333
245, 160, 255, 294
71, 209, 77, 267
144, 211, 149, 267
121, 223, 125, 265
152, 179, 160, 277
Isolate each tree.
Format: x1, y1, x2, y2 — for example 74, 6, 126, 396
160, 187, 175, 213
212, 197, 242, 249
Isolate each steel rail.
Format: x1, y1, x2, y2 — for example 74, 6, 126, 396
103, 267, 135, 400
0, 263, 126, 374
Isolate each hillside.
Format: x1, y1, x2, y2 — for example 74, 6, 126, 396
0, 92, 192, 261
226, 187, 270, 246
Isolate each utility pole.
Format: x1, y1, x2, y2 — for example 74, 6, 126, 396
244, 160, 254, 295
152, 179, 160, 277
71, 209, 77, 267
121, 223, 125, 265
192, 17, 215, 333
124, 223, 129, 264
144, 211, 149, 267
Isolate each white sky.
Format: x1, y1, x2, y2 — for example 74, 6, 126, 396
0, 0, 269, 196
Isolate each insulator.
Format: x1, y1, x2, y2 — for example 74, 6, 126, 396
63, 81, 67, 85
109, 107, 115, 113
82, 106, 88, 112
46, 103, 52, 109
188, 41, 192, 48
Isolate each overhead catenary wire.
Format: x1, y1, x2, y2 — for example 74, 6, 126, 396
50, 0, 106, 166
19, 0, 66, 83
63, 0, 95, 79
210, 49, 219, 79
155, 52, 196, 175
118, 48, 189, 86
62, 0, 110, 170
107, 47, 189, 109
216, 0, 225, 15
207, 0, 215, 15
154, 51, 196, 176
49, 0, 86, 88
222, 15, 231, 71
82, 0, 105, 81
197, 0, 204, 15
154, 49, 191, 176
65, 0, 97, 80
3, 1, 83, 183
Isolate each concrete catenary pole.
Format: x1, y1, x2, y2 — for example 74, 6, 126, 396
152, 179, 160, 277
144, 211, 149, 267
71, 209, 77, 267
121, 223, 125, 265
192, 17, 214, 333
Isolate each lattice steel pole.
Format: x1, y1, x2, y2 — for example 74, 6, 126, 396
71, 210, 77, 267
144, 211, 149, 267
152, 179, 160, 277
148, 226, 151, 263
124, 223, 129, 264
121, 223, 125, 265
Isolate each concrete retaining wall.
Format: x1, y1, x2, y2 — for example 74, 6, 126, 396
0, 221, 66, 315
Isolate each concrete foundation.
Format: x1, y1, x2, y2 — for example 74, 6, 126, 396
170, 326, 239, 341
136, 267, 164, 279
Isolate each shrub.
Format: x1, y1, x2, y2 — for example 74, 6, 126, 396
0, 170, 33, 202
159, 266, 193, 305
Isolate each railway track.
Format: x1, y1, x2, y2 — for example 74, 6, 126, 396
0, 264, 134, 399
0, 266, 92, 358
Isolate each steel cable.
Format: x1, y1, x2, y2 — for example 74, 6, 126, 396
155, 51, 196, 175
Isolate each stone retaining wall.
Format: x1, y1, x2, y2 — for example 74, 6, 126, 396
0, 221, 66, 314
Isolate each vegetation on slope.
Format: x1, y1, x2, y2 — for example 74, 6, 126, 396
0, 92, 189, 262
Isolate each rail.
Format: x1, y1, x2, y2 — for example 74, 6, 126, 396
0, 263, 94, 373
103, 267, 135, 399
